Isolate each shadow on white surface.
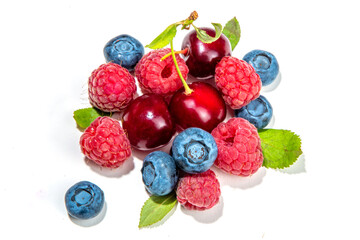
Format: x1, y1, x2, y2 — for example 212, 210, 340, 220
109, 112, 123, 121
261, 72, 282, 93
265, 114, 275, 129
131, 137, 175, 161
84, 156, 135, 178
132, 148, 156, 162
180, 196, 224, 223
226, 104, 235, 120
68, 202, 107, 227
277, 154, 306, 174
212, 167, 267, 189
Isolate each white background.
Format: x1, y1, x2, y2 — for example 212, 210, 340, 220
1, 0, 359, 239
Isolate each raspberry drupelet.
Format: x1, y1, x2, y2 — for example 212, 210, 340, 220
135, 48, 189, 95
215, 56, 261, 109
88, 62, 137, 112
80, 116, 131, 168
176, 169, 221, 210
211, 117, 263, 176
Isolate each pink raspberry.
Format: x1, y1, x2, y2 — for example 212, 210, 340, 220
135, 48, 189, 95
211, 118, 263, 176
88, 62, 137, 112
176, 169, 221, 211
215, 56, 261, 109
80, 116, 131, 168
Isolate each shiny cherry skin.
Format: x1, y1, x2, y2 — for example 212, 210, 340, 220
169, 82, 226, 132
182, 27, 232, 79
122, 94, 175, 150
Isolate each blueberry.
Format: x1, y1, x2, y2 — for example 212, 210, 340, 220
243, 50, 279, 86
141, 151, 178, 196
65, 181, 104, 220
235, 95, 273, 129
172, 127, 218, 174
103, 34, 144, 71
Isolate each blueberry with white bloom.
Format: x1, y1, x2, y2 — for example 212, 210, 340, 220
141, 151, 178, 196
65, 181, 105, 220
104, 34, 144, 71
235, 95, 273, 129
243, 49, 279, 86
172, 127, 218, 174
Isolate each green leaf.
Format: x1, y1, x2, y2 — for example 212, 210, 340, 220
145, 24, 178, 49
222, 17, 241, 51
139, 192, 177, 228
73, 107, 109, 129
258, 129, 303, 169
194, 22, 223, 43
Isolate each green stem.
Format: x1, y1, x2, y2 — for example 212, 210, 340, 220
161, 48, 188, 61
191, 23, 197, 30
170, 40, 192, 95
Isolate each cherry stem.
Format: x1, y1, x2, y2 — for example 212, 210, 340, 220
170, 40, 193, 95
161, 48, 188, 61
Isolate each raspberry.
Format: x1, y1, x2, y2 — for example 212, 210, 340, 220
176, 169, 221, 211
211, 118, 263, 176
135, 48, 189, 95
80, 116, 131, 168
88, 62, 137, 112
215, 56, 261, 109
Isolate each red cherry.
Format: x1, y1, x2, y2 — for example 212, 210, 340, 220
169, 82, 226, 132
122, 94, 175, 150
182, 27, 232, 79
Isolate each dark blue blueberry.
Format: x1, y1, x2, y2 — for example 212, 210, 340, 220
235, 95, 273, 129
103, 34, 144, 71
141, 151, 178, 196
243, 50, 279, 86
65, 181, 104, 220
172, 127, 217, 174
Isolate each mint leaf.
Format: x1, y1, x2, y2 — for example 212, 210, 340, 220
139, 192, 177, 228
222, 17, 241, 51
194, 23, 223, 43
258, 129, 302, 169
145, 24, 178, 49
73, 107, 109, 129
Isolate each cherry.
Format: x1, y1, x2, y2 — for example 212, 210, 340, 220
122, 94, 175, 150
169, 82, 226, 132
182, 27, 232, 79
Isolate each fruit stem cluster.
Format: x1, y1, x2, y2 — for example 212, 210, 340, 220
176, 11, 198, 30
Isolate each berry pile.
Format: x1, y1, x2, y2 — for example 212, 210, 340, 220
69, 11, 301, 227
